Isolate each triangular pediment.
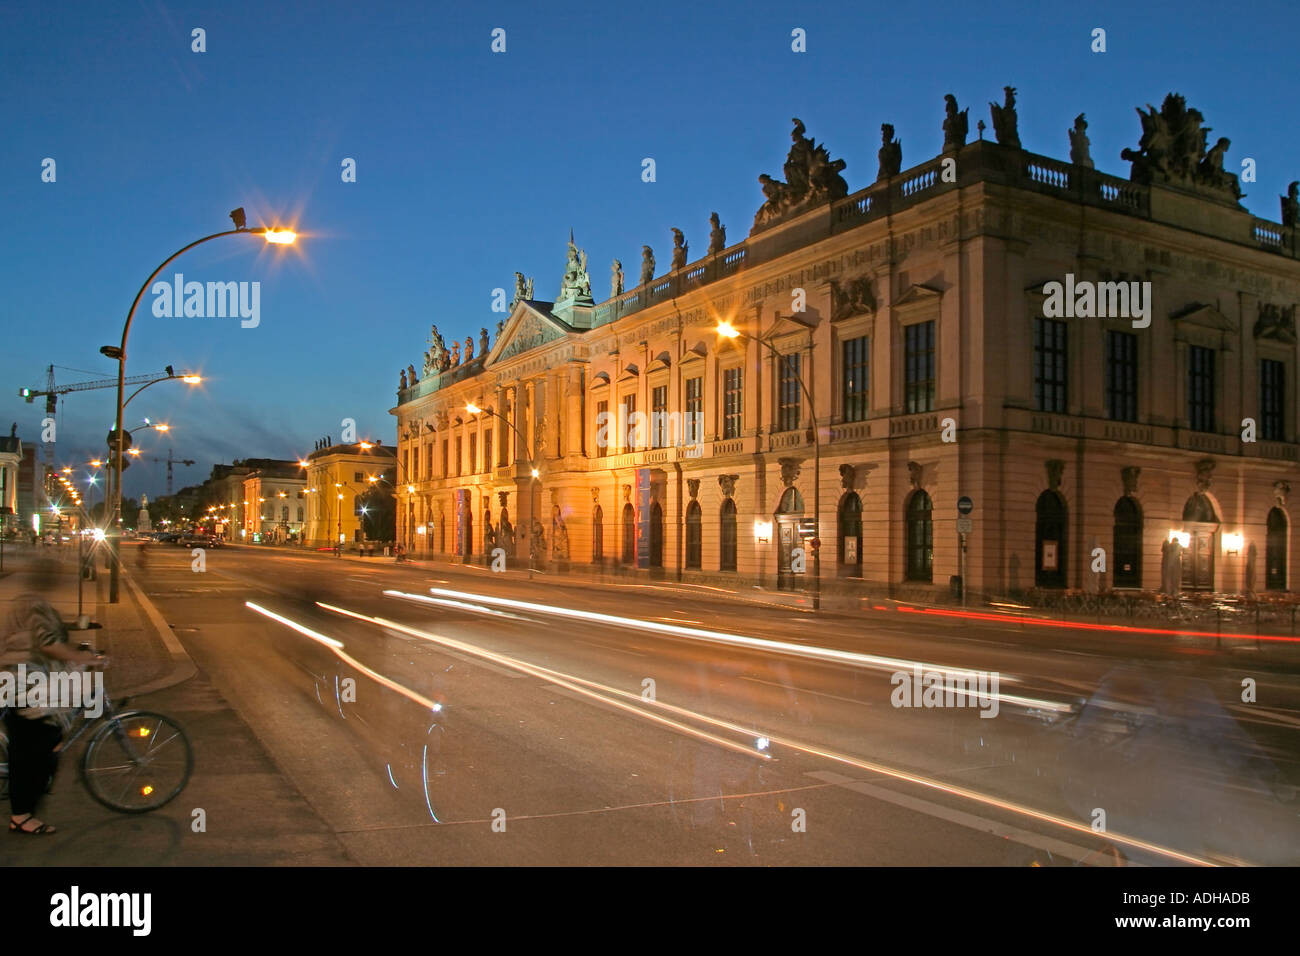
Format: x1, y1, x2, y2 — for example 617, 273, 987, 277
893, 283, 943, 309
1171, 302, 1234, 332
486, 300, 574, 364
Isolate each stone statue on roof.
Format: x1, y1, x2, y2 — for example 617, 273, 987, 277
1068, 113, 1093, 168
670, 228, 688, 271
640, 246, 655, 286
558, 230, 593, 302
707, 212, 726, 254
942, 94, 969, 151
611, 259, 624, 297
989, 86, 1020, 149
877, 124, 902, 180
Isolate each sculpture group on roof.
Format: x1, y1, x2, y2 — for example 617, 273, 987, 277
1120, 93, 1243, 199
752, 118, 849, 232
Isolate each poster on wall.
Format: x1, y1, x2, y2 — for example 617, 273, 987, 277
844, 537, 858, 564
1041, 540, 1058, 571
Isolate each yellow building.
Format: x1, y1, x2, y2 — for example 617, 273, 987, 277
241, 467, 307, 543
303, 442, 396, 548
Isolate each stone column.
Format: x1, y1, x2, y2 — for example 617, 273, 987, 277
495, 386, 507, 467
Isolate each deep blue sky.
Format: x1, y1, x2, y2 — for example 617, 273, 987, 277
3, 0, 1298, 499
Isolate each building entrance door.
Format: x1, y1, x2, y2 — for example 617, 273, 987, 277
1181, 523, 1216, 591
775, 487, 804, 591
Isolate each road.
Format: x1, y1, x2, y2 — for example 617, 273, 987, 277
127, 541, 1300, 865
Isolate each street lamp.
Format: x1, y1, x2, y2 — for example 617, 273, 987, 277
716, 318, 822, 610
105, 211, 298, 602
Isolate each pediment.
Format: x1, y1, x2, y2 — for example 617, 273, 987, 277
1170, 302, 1235, 333
893, 283, 943, 309
486, 300, 573, 364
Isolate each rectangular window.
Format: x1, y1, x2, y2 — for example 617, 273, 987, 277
623, 393, 637, 451
484, 429, 493, 469
685, 376, 703, 443
842, 335, 869, 422
651, 385, 668, 448
354, 472, 363, 483
777, 353, 801, 432
595, 400, 609, 454
1106, 331, 1138, 422
1261, 359, 1286, 442
1188, 345, 1216, 433
441, 440, 448, 477
454, 437, 462, 476
723, 367, 743, 439
425, 444, 432, 479
469, 434, 477, 474
904, 321, 935, 413
402, 450, 409, 479
1034, 318, 1068, 413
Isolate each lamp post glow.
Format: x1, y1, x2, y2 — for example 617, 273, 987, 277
106, 212, 298, 602
716, 318, 822, 610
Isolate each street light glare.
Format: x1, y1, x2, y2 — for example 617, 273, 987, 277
182, 375, 202, 384
531, 468, 540, 479
466, 403, 482, 415
155, 423, 169, 431
263, 229, 296, 245
716, 320, 741, 339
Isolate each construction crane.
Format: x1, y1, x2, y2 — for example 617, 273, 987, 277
19, 364, 191, 415
131, 448, 196, 495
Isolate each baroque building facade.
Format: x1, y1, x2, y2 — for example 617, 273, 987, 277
393, 95, 1300, 600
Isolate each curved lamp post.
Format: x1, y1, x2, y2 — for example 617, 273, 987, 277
467, 402, 540, 576
716, 320, 821, 611
105, 212, 296, 602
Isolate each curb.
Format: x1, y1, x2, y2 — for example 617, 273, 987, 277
117, 566, 199, 697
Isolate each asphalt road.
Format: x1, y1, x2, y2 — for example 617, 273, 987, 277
130, 542, 1300, 865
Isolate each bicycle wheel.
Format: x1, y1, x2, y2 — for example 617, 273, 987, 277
81, 711, 193, 813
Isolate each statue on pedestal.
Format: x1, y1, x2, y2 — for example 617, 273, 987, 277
640, 246, 655, 286
480, 327, 490, 357
670, 228, 688, 271
463, 335, 474, 362
707, 212, 726, 254
1282, 182, 1299, 229
611, 259, 624, 297
752, 118, 848, 232
1068, 114, 1094, 168
558, 230, 593, 301
451, 342, 461, 366
399, 368, 408, 390
877, 123, 902, 180
989, 86, 1020, 148
942, 94, 969, 151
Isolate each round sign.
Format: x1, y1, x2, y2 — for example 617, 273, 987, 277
957, 496, 973, 515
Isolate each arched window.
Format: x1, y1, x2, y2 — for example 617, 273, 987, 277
776, 487, 804, 514
720, 498, 738, 572
1182, 493, 1218, 523
839, 493, 862, 576
622, 503, 635, 564
592, 504, 604, 562
1112, 496, 1142, 589
1035, 490, 1068, 588
297, 506, 304, 523
685, 501, 702, 569
905, 490, 932, 582
650, 501, 664, 568
1267, 507, 1288, 591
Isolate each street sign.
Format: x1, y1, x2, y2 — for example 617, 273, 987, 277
106, 428, 133, 451
957, 496, 973, 515
797, 518, 816, 535
956, 517, 973, 533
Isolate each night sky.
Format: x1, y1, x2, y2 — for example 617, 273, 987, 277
4, 0, 1297, 499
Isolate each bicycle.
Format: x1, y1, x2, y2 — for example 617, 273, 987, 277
0, 653, 194, 814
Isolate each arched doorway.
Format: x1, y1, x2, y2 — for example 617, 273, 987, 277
1112, 496, 1142, 589
720, 499, 737, 572
775, 487, 805, 590
649, 501, 663, 568
839, 492, 862, 577
621, 503, 635, 565
1035, 490, 1067, 588
592, 504, 604, 564
1267, 507, 1288, 591
685, 501, 702, 569
1180, 492, 1219, 590
905, 490, 933, 582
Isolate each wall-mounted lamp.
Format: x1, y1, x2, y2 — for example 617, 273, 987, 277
754, 519, 773, 543
1168, 529, 1190, 548
1222, 532, 1244, 555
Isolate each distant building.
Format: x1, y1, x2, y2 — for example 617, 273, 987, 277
241, 466, 307, 543
0, 430, 21, 535
303, 442, 396, 548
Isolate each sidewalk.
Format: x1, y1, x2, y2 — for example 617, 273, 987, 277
0, 542, 354, 865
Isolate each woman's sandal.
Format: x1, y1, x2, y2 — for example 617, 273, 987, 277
9, 815, 56, 835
